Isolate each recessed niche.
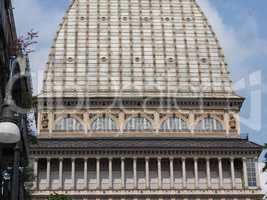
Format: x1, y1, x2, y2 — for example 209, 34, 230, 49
101, 57, 107, 62
143, 17, 149, 22
168, 57, 174, 63
67, 57, 73, 63
201, 58, 207, 63
186, 17, 193, 22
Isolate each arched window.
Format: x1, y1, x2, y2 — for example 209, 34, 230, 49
55, 117, 84, 131
160, 117, 188, 131
125, 117, 152, 131
195, 117, 224, 131
91, 116, 117, 131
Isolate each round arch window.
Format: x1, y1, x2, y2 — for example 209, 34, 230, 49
55, 117, 84, 131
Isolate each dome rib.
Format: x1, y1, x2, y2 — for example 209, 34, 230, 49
41, 0, 237, 99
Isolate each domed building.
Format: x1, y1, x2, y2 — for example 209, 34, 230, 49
30, 0, 263, 199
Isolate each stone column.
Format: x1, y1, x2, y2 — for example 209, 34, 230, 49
194, 158, 199, 189
46, 158, 51, 190
255, 158, 260, 187
170, 157, 174, 189
71, 158, 76, 190
154, 112, 160, 133
182, 157, 186, 188
218, 158, 223, 188
189, 112, 194, 134
206, 157, 211, 188
242, 158, 248, 188
83, 112, 89, 134
157, 157, 162, 189
133, 157, 137, 188
84, 158, 88, 190
59, 158, 63, 190
230, 158, 235, 189
109, 158, 113, 189
96, 158, 100, 189
121, 157, 125, 189
236, 114, 240, 134
48, 112, 53, 135
145, 157, 150, 189
119, 112, 125, 133
33, 158, 38, 190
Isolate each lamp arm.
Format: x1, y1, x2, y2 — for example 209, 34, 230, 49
4, 58, 19, 105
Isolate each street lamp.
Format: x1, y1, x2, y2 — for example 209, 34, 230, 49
0, 105, 20, 144
0, 58, 21, 144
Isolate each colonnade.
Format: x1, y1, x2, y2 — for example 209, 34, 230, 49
32, 156, 260, 191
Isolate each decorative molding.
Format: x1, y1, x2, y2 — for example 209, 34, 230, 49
30, 148, 261, 158
38, 97, 244, 110
41, 113, 49, 130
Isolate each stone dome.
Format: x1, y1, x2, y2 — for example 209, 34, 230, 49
41, 0, 238, 99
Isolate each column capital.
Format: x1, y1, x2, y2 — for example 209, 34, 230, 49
71, 157, 76, 161
194, 157, 198, 161
47, 157, 51, 161
205, 157, 210, 161
109, 157, 113, 161
59, 157, 64, 161
242, 157, 247, 161
230, 157, 235, 161
182, 157, 186, 161
169, 157, 174, 161
157, 157, 162, 161
145, 157, 150, 161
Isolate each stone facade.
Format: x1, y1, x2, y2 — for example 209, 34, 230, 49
30, 0, 263, 199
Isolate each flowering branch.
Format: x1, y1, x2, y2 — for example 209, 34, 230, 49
16, 29, 39, 56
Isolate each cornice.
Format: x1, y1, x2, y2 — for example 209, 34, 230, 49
37, 97, 244, 110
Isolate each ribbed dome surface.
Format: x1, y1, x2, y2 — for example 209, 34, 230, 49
42, 0, 237, 98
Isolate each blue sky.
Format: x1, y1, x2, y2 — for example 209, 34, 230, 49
201, 0, 267, 145
12, 0, 267, 145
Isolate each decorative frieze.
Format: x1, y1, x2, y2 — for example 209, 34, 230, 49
38, 97, 244, 110
38, 109, 239, 136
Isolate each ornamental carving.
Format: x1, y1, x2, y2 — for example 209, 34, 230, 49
216, 114, 224, 121
195, 114, 202, 120
159, 113, 165, 119
181, 113, 189, 119
89, 113, 97, 119
229, 114, 237, 131
41, 113, 49, 130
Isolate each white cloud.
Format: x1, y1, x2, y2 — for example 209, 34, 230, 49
197, 0, 267, 79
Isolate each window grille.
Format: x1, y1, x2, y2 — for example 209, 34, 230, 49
246, 159, 257, 187
195, 117, 224, 131
125, 117, 152, 131
55, 117, 83, 131
160, 117, 188, 131
91, 116, 117, 131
